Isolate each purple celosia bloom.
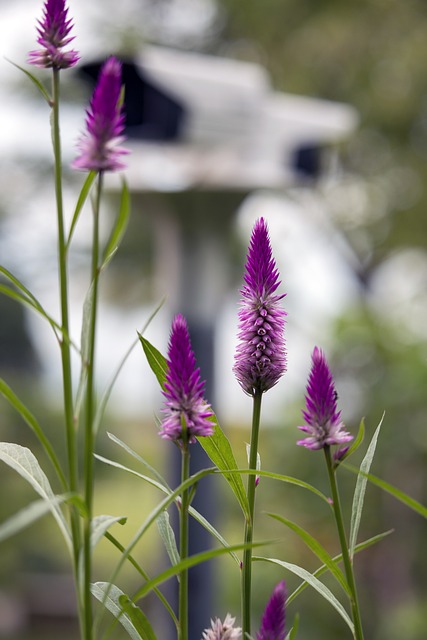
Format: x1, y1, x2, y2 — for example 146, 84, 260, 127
201, 614, 242, 640
72, 57, 128, 172
233, 218, 286, 395
257, 581, 287, 640
160, 314, 214, 445
297, 346, 353, 451
28, 0, 79, 70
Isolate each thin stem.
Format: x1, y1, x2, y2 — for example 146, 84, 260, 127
179, 439, 191, 640
241, 389, 262, 638
324, 446, 364, 640
83, 172, 103, 640
51, 68, 82, 630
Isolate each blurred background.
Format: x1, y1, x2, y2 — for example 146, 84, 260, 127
1, 0, 427, 638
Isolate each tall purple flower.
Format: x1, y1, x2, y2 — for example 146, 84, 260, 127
257, 581, 287, 640
233, 217, 286, 395
28, 0, 79, 70
160, 314, 214, 445
297, 346, 353, 451
201, 614, 242, 640
72, 57, 129, 172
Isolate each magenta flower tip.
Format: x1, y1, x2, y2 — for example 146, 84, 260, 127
257, 580, 287, 640
28, 0, 79, 70
297, 346, 353, 451
233, 217, 287, 396
160, 314, 214, 445
72, 56, 129, 173
201, 614, 242, 640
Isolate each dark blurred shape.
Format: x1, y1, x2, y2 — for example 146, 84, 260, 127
0, 290, 39, 373
292, 144, 322, 179
79, 60, 187, 141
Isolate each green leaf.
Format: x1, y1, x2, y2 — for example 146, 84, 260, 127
119, 595, 157, 640
91, 515, 127, 549
287, 529, 393, 605
107, 432, 170, 489
0, 379, 66, 488
199, 420, 249, 519
139, 337, 249, 518
103, 532, 178, 630
139, 337, 168, 388
0, 495, 69, 543
156, 510, 180, 568
0, 267, 64, 341
96, 453, 239, 563
67, 171, 97, 248
349, 413, 384, 559
91, 583, 147, 640
336, 418, 365, 466
221, 468, 331, 505
0, 443, 71, 551
102, 180, 130, 265
6, 58, 51, 103
345, 465, 427, 520
286, 613, 299, 640
133, 541, 267, 602
253, 557, 354, 634
266, 513, 350, 595
93, 298, 165, 435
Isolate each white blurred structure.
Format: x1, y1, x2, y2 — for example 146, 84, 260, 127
94, 45, 359, 191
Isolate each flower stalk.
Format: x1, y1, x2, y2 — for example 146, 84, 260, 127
179, 432, 190, 640
51, 65, 83, 631
82, 172, 103, 640
324, 446, 364, 640
241, 389, 262, 637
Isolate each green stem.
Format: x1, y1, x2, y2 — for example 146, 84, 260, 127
324, 446, 364, 640
179, 439, 190, 640
51, 69, 82, 630
83, 172, 103, 640
242, 389, 262, 638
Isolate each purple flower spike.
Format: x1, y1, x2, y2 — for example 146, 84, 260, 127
202, 614, 242, 640
297, 347, 353, 451
257, 581, 287, 640
233, 218, 287, 395
160, 314, 214, 445
72, 57, 129, 172
28, 0, 79, 70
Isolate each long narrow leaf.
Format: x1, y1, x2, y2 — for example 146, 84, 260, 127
220, 468, 330, 505
345, 465, 427, 519
0, 443, 71, 551
93, 298, 165, 435
267, 513, 350, 595
133, 541, 267, 602
286, 614, 299, 640
67, 171, 97, 247
0, 379, 66, 488
102, 180, 130, 265
139, 336, 167, 388
337, 418, 365, 466
139, 337, 249, 518
106, 432, 170, 490
104, 532, 178, 630
6, 59, 51, 103
349, 413, 384, 559
0, 268, 63, 341
254, 556, 354, 634
156, 511, 180, 567
91, 583, 145, 640
287, 529, 393, 605
0, 495, 70, 543
119, 594, 157, 640
91, 515, 127, 549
